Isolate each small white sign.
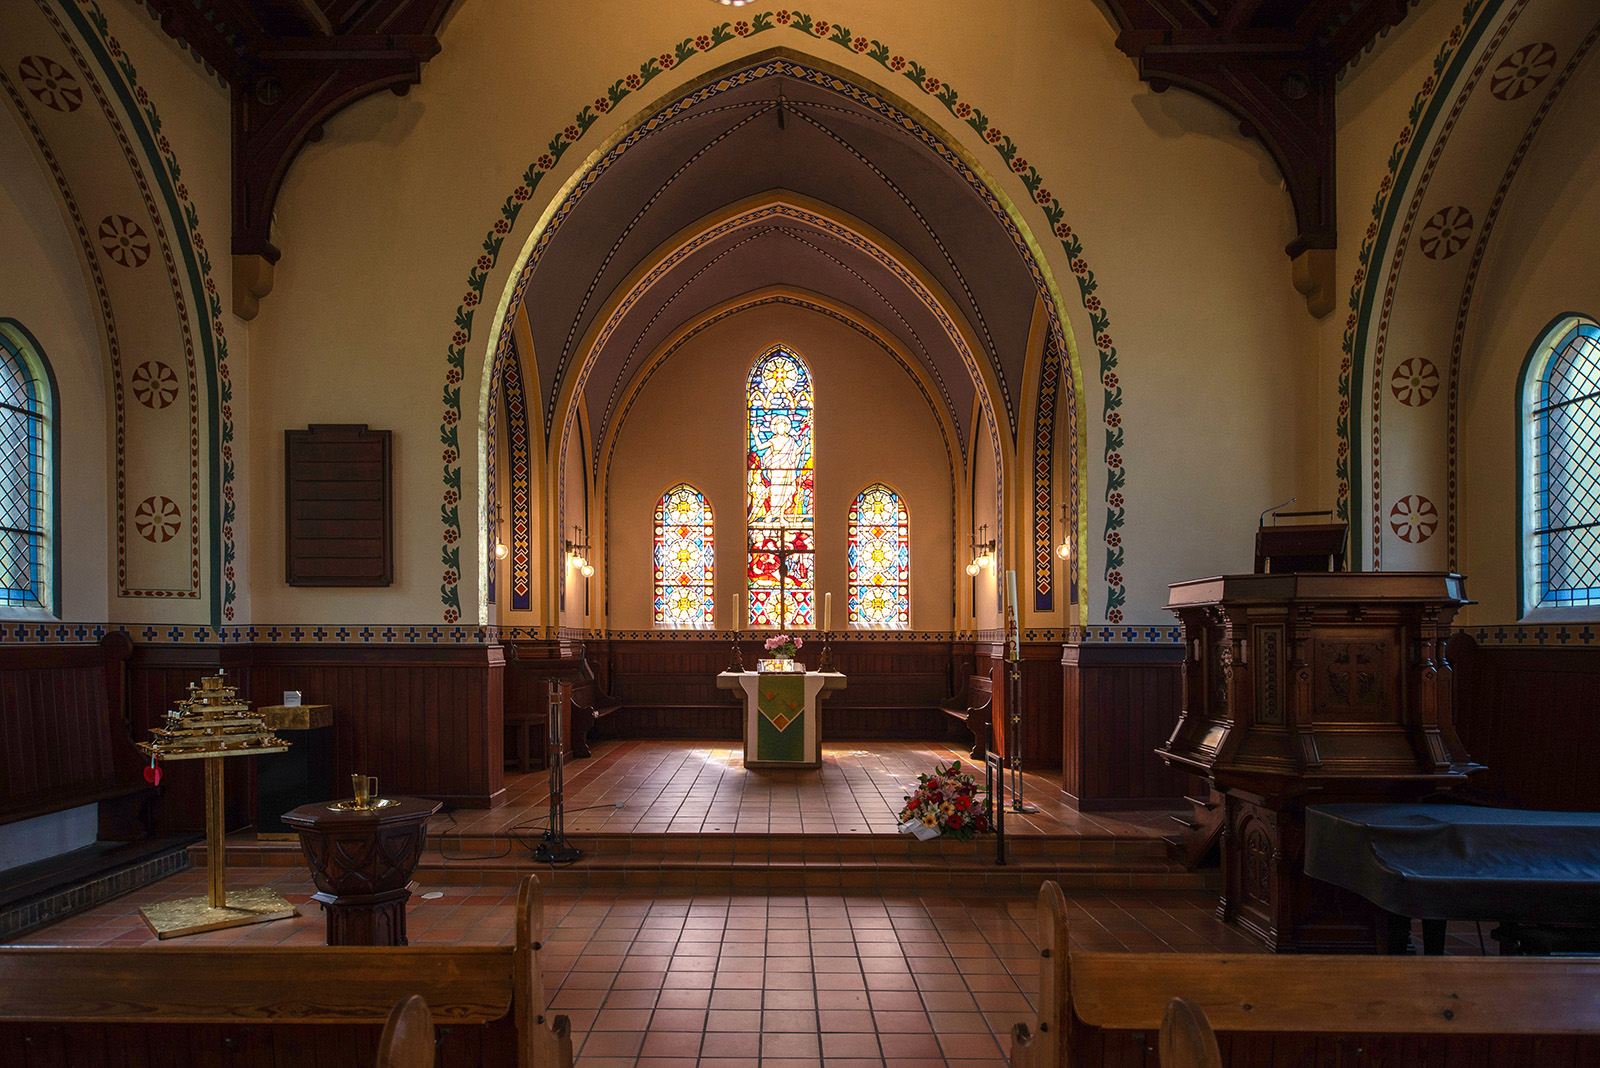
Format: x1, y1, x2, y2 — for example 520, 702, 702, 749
283, 690, 302, 707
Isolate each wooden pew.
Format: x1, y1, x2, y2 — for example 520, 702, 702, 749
1010, 880, 1600, 1068
942, 673, 992, 758
0, 875, 572, 1068
376, 995, 434, 1068
569, 646, 623, 759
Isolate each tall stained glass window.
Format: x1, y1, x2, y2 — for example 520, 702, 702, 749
1527, 318, 1600, 610
654, 483, 714, 626
746, 346, 814, 628
0, 325, 50, 609
848, 483, 908, 627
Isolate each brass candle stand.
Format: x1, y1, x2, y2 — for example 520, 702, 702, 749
728, 628, 746, 672
818, 633, 835, 672
136, 673, 299, 938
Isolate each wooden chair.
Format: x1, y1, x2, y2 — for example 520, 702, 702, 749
1010, 880, 1600, 1068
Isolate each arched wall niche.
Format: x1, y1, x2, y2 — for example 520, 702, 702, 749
471, 45, 1087, 631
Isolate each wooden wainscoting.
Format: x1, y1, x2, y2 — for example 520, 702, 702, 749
1060, 642, 1189, 810
131, 643, 504, 832
977, 642, 1064, 770
1449, 632, 1600, 811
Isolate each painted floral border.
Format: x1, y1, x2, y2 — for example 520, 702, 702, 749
70, 0, 238, 621
437, 10, 1126, 623
1335, 0, 1484, 552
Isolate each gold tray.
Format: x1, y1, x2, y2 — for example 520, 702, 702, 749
328, 797, 400, 812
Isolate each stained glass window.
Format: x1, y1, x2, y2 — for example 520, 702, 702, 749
1529, 320, 1600, 609
0, 327, 48, 609
654, 483, 714, 626
746, 346, 814, 628
848, 484, 908, 627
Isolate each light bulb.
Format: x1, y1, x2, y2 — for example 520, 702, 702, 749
965, 560, 981, 577
1056, 539, 1071, 560
581, 563, 594, 577
495, 541, 508, 559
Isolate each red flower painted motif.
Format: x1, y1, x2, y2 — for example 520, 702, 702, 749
985, 127, 1002, 143
443, 448, 458, 464
1490, 42, 1557, 101
1107, 452, 1122, 468
1086, 297, 1101, 311
177, 184, 189, 202
1107, 571, 1122, 585
513, 186, 530, 201
453, 330, 468, 346
890, 56, 905, 71
1103, 372, 1118, 388
1379, 174, 1393, 194
956, 103, 972, 118
854, 37, 870, 53
444, 608, 460, 622
1390, 357, 1440, 406
659, 54, 675, 69
923, 78, 941, 93
696, 36, 711, 50
538, 154, 555, 170
463, 292, 480, 307
131, 361, 179, 409
1418, 205, 1473, 260
1106, 532, 1122, 547
443, 528, 459, 544
1389, 495, 1438, 543
476, 256, 493, 272
594, 98, 610, 113
1055, 222, 1071, 238
443, 570, 459, 586
443, 411, 458, 426
1096, 333, 1113, 349
1108, 493, 1124, 508
1071, 259, 1088, 274
444, 490, 459, 506
563, 125, 580, 141
625, 75, 641, 89
494, 219, 511, 233
1105, 412, 1121, 428
447, 369, 462, 384
1010, 157, 1028, 173
776, 11, 791, 24
1108, 609, 1123, 623
134, 496, 182, 543
98, 215, 150, 268
813, 21, 830, 36
734, 21, 750, 36
18, 56, 83, 113
1034, 189, 1052, 205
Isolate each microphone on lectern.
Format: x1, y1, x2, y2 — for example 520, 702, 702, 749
1259, 497, 1297, 527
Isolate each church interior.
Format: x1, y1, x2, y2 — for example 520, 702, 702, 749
3, 0, 1600, 1063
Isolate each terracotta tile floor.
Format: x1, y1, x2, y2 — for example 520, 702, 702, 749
4, 865, 1500, 1067
439, 739, 1179, 839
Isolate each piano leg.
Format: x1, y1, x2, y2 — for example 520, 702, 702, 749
1421, 918, 1447, 955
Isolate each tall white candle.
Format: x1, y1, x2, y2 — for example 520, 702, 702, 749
823, 592, 832, 632
1005, 569, 1017, 612
732, 593, 739, 630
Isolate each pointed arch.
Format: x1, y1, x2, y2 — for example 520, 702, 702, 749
746, 344, 815, 629
0, 320, 59, 613
848, 482, 909, 628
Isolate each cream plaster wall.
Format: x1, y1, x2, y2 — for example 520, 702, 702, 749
1330, 0, 1463, 547
603, 303, 954, 632
1455, 49, 1600, 624
229, 0, 1324, 628
0, 109, 108, 621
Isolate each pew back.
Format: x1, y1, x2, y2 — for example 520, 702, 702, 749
1012, 881, 1600, 1068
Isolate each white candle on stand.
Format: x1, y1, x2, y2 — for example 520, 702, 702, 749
823, 592, 832, 632
732, 593, 740, 630
1005, 569, 1017, 612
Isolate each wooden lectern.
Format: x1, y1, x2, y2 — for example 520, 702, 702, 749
1159, 572, 1481, 952
1254, 514, 1347, 573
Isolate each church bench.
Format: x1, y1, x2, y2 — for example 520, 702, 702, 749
942, 673, 992, 758
0, 875, 572, 1068
1009, 880, 1600, 1068
0, 633, 154, 837
568, 647, 624, 759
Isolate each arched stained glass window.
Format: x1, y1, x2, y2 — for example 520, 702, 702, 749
1526, 318, 1600, 611
0, 323, 52, 610
654, 483, 714, 626
848, 484, 908, 627
746, 346, 814, 628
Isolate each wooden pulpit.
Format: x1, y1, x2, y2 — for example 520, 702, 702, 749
1159, 572, 1481, 952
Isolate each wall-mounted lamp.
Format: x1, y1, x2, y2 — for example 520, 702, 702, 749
565, 526, 594, 577
1056, 501, 1072, 560
966, 523, 996, 577
491, 502, 509, 560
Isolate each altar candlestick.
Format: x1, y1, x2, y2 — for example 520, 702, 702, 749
732, 593, 740, 630
823, 592, 832, 632
1005, 570, 1017, 612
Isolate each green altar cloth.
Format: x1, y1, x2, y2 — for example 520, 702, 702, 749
756, 673, 806, 763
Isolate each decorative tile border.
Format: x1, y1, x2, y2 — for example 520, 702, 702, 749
1463, 624, 1600, 647
1336, 0, 1487, 559
438, 12, 1119, 624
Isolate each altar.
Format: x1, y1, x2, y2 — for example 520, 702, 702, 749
717, 670, 846, 769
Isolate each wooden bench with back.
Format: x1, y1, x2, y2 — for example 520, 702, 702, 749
1009, 880, 1600, 1068
568, 645, 624, 759
0, 874, 572, 1068
941, 672, 993, 759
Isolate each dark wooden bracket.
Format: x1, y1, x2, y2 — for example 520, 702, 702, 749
136, 1, 453, 315
1103, 0, 1419, 317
